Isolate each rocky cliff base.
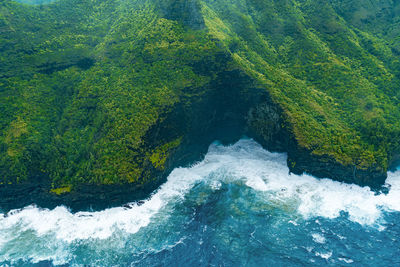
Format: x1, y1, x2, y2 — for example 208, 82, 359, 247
0, 68, 387, 213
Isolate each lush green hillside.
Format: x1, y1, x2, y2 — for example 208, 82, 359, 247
1, 0, 400, 204
201, 0, 400, 184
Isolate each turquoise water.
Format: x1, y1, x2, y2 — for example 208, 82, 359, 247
1, 139, 400, 266
13, 0, 56, 5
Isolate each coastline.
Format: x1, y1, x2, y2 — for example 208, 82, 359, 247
0, 85, 389, 212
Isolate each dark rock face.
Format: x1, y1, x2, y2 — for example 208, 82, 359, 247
246, 94, 387, 190
245, 90, 387, 190
287, 144, 387, 190
159, 0, 205, 29
246, 99, 290, 153
0, 179, 156, 213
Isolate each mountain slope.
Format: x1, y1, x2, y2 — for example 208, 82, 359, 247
201, 0, 400, 183
1, 0, 399, 208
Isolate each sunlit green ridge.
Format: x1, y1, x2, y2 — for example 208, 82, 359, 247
1, 0, 400, 202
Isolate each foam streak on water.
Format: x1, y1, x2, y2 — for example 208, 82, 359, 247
1, 138, 400, 265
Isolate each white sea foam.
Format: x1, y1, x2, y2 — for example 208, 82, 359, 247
311, 233, 326, 244
338, 257, 354, 264
315, 251, 332, 260
203, 139, 400, 228
1, 138, 400, 263
0, 167, 206, 243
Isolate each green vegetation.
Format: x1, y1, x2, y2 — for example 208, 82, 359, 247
1, 0, 400, 191
50, 185, 71, 195
201, 0, 400, 172
149, 138, 182, 170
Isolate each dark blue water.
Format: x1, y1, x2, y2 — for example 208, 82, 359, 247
1, 139, 400, 266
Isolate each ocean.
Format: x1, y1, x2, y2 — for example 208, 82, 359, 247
1, 139, 400, 266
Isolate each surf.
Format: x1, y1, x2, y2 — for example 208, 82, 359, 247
1, 138, 400, 265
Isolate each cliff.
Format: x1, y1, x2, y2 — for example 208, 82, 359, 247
1, 0, 400, 210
